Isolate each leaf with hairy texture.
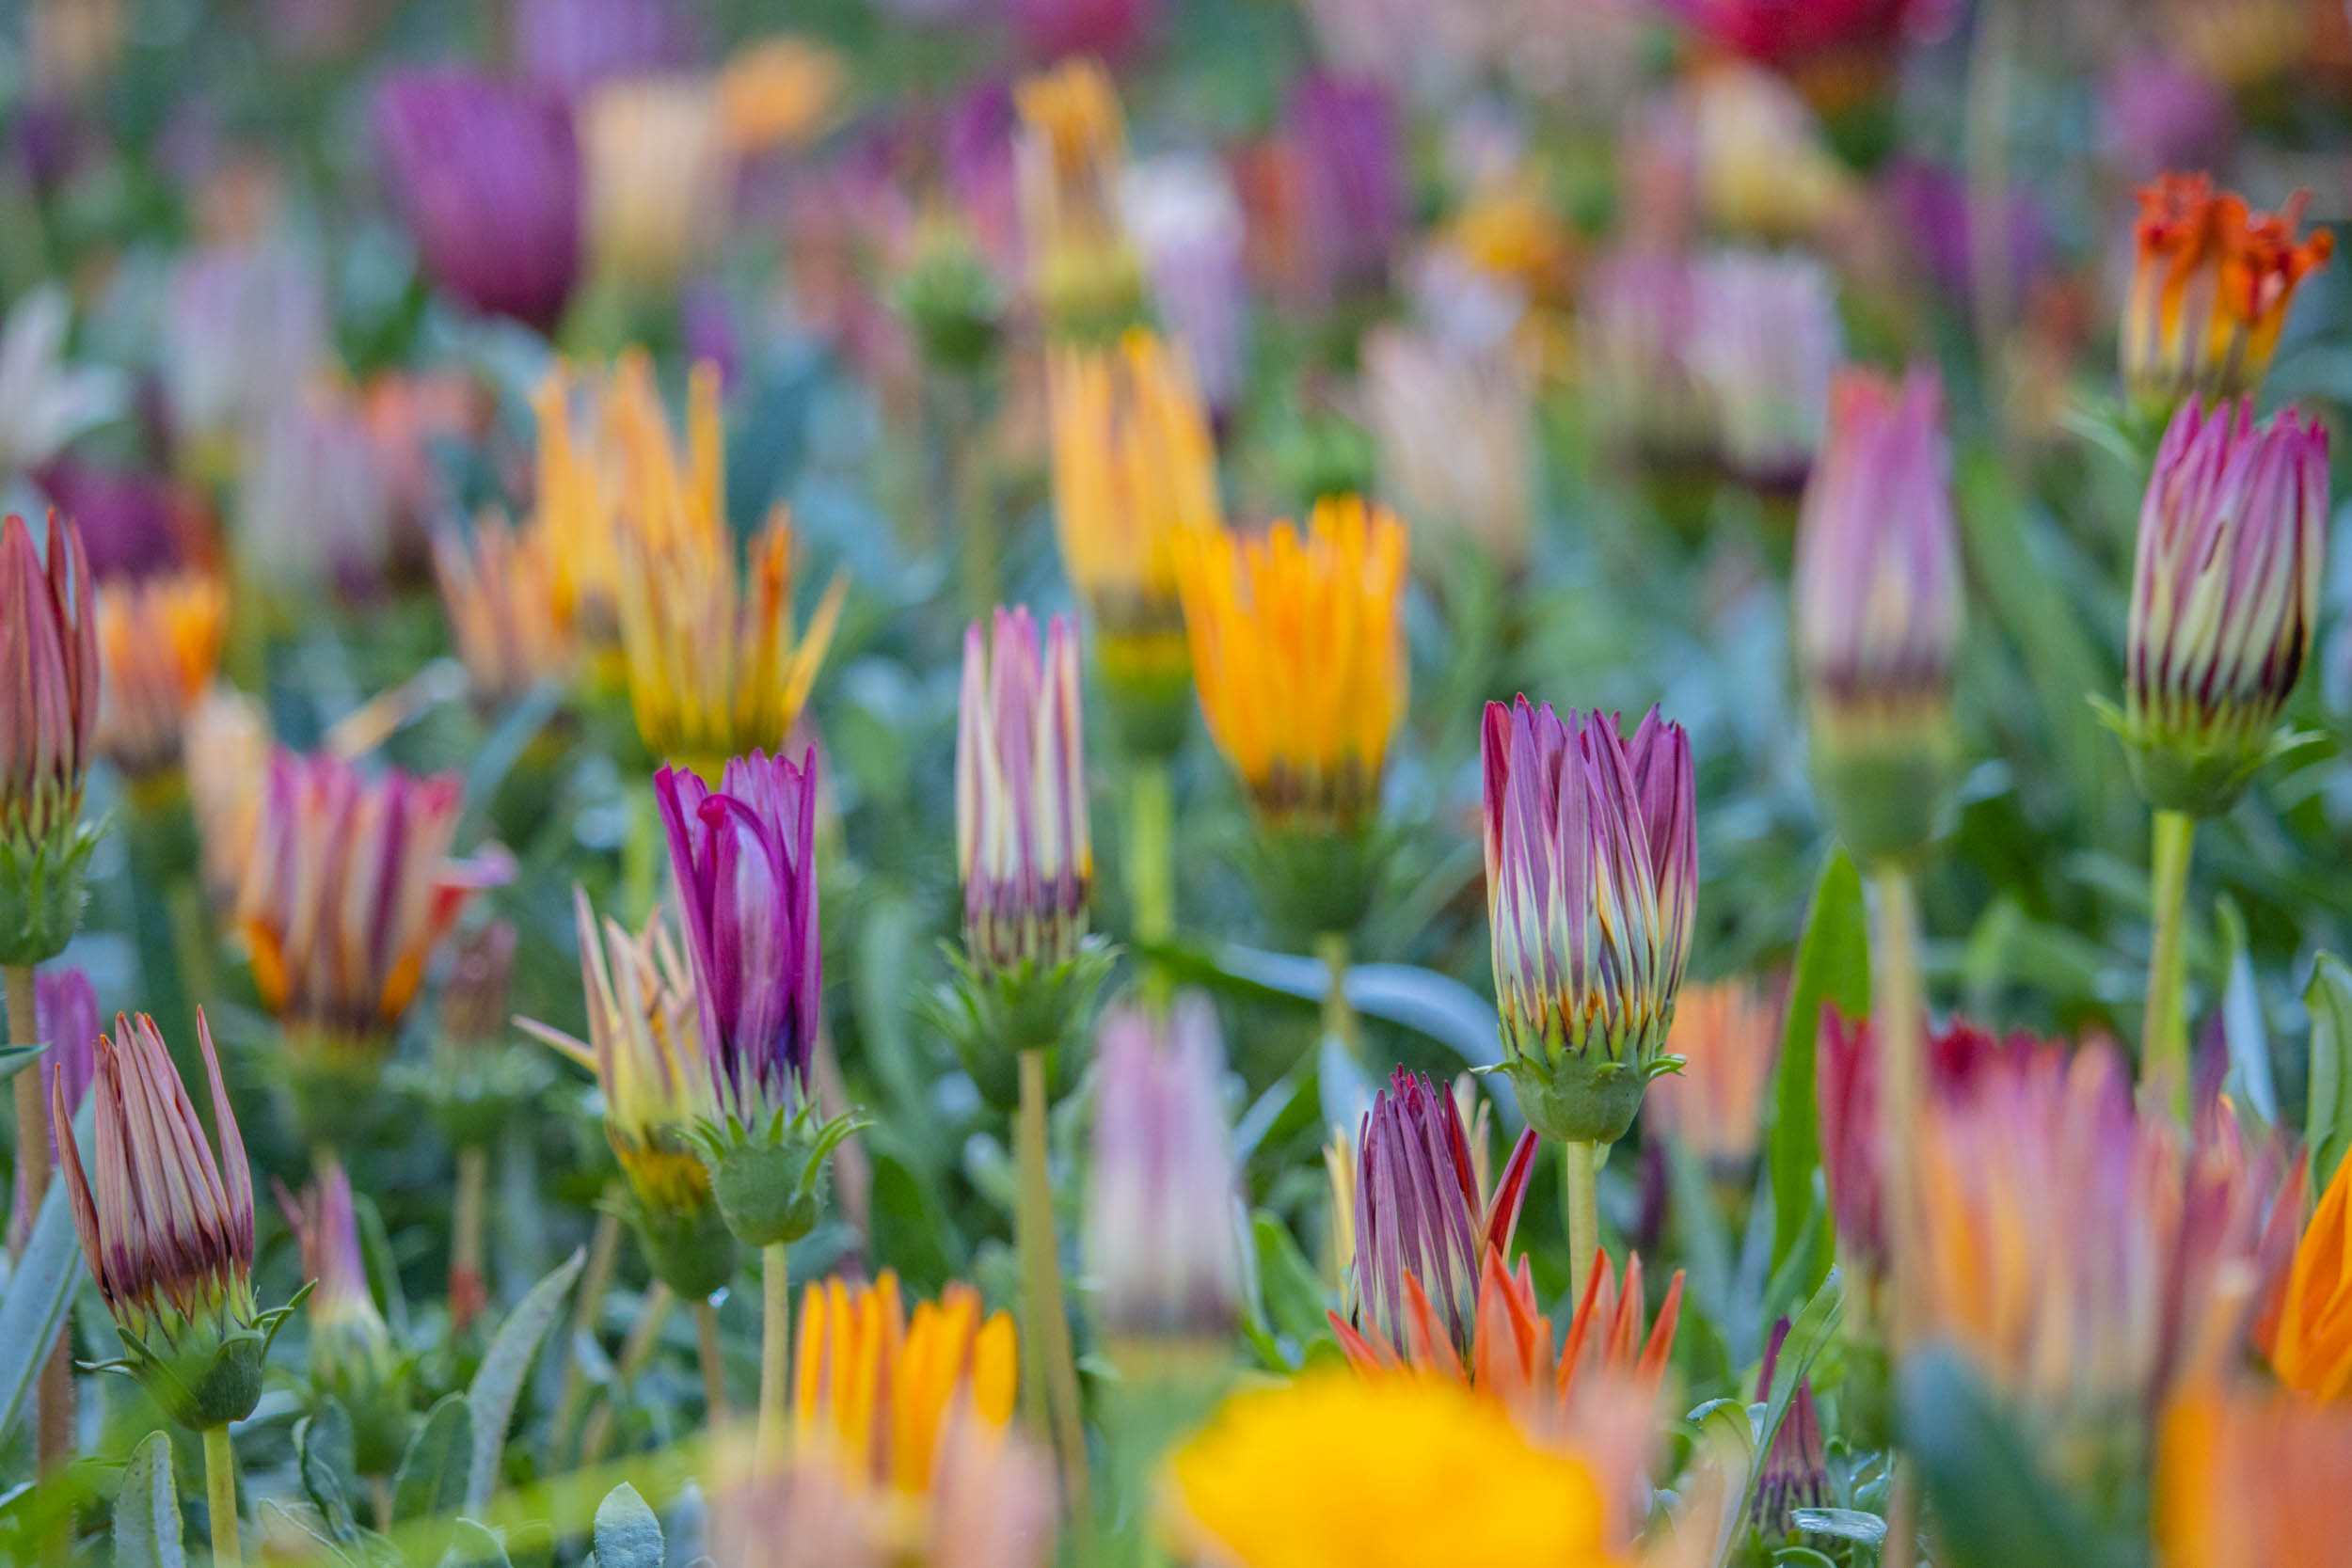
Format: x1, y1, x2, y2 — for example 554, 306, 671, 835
113, 1431, 185, 1568
465, 1247, 587, 1511
592, 1483, 664, 1568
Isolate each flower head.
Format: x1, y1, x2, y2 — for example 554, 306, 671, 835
0, 285, 126, 476
580, 73, 729, 294
0, 512, 99, 847
1646, 977, 1779, 1173
273, 1153, 403, 1460
185, 687, 271, 911
1087, 994, 1243, 1345
2265, 1148, 2352, 1400
2157, 1383, 2352, 1568
1015, 58, 1143, 338
373, 68, 582, 332
1482, 698, 1695, 1145
957, 608, 1090, 974
2121, 397, 2328, 817
1580, 248, 1713, 473
94, 568, 227, 787
1175, 497, 1407, 832
1752, 1318, 1829, 1535
8, 965, 99, 1242
1282, 73, 1402, 304
1165, 1372, 1625, 1568
2122, 173, 2333, 419
432, 515, 575, 707
1362, 325, 1534, 570
1689, 249, 1841, 492
793, 1269, 1018, 1494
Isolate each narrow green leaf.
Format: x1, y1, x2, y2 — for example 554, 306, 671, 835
2305, 954, 2352, 1192
2217, 897, 2279, 1125
1899, 1349, 2122, 1568
1248, 1211, 1333, 1360
453, 1518, 515, 1568
1739, 1270, 1844, 1529
1768, 850, 1869, 1281
393, 1394, 474, 1526
465, 1246, 587, 1512
0, 1044, 43, 1085
1685, 1397, 1757, 1568
112, 1431, 185, 1568
592, 1483, 664, 1568
0, 1098, 94, 1442
294, 1398, 358, 1544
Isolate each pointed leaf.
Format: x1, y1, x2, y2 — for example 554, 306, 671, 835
592, 1484, 664, 1568
1739, 1268, 1844, 1529
1768, 849, 1868, 1283
112, 1431, 185, 1568
0, 1097, 94, 1442
0, 1045, 43, 1084
452, 1518, 515, 1568
1790, 1509, 1886, 1545
2217, 897, 2279, 1125
393, 1394, 473, 1526
2305, 954, 2352, 1192
464, 1247, 586, 1512
295, 1399, 359, 1544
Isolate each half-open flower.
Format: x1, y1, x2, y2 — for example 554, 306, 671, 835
0, 512, 101, 965
1483, 698, 1695, 1146
958, 608, 1090, 976
93, 568, 227, 792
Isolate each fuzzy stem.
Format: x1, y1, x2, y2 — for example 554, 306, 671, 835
758, 1243, 791, 1465
1884, 1454, 1921, 1568
1017, 1048, 1095, 1543
369, 1475, 393, 1531
451, 1145, 489, 1333
2142, 809, 2196, 1122
8, 963, 70, 1520
1127, 762, 1175, 964
695, 1296, 729, 1422
1870, 863, 1925, 1350
1314, 931, 1359, 1060
552, 1199, 625, 1451
1563, 1140, 1601, 1307
203, 1425, 241, 1568
582, 1283, 675, 1464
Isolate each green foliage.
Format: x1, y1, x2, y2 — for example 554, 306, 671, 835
112, 1431, 185, 1568
1768, 850, 1869, 1287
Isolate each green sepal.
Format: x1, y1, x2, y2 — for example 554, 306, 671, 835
0, 816, 101, 968
1501, 1051, 1650, 1147
687, 1101, 868, 1249
1094, 638, 1195, 763
392, 1053, 559, 1150
925, 937, 1119, 1112
619, 1183, 741, 1302
1242, 819, 1396, 947
1807, 711, 1956, 867
101, 1280, 311, 1433
2095, 694, 2320, 819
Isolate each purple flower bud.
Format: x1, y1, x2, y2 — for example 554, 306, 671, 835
373, 68, 582, 333
8, 965, 97, 1243
657, 749, 822, 1126
1753, 1318, 1829, 1535
0, 513, 99, 857
1284, 73, 1401, 302
1482, 699, 1695, 1145
1120, 155, 1249, 416
957, 608, 1090, 974
512, 0, 700, 98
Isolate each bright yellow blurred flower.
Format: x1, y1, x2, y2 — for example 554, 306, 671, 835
1173, 496, 1406, 829
793, 1270, 1019, 1496
2156, 1381, 2352, 1568
1165, 1372, 1624, 1568
1646, 978, 1779, 1173
1015, 57, 1142, 338
719, 38, 846, 153
2267, 1150, 2352, 1400
432, 515, 575, 707
94, 569, 228, 787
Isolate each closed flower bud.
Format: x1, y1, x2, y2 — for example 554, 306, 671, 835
958, 608, 1091, 974
1753, 1317, 1830, 1537
1792, 366, 1962, 863
275, 1154, 409, 1472
8, 965, 98, 1244
2119, 397, 2327, 816
0, 512, 101, 966
1483, 698, 1695, 1146
93, 568, 228, 793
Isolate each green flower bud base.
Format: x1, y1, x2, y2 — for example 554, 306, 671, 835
628, 1187, 742, 1303
1245, 821, 1393, 948
0, 818, 99, 968
97, 1283, 309, 1433
689, 1102, 866, 1250
1502, 1053, 1657, 1147
929, 939, 1117, 1113
1096, 633, 1195, 763
1808, 715, 1956, 867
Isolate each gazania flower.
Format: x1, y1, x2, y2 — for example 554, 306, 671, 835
432, 515, 575, 707
1752, 1317, 1829, 1535
1689, 250, 1841, 493
1581, 249, 1712, 474
1361, 324, 1534, 571
957, 607, 1090, 974
1483, 698, 1696, 1146
2120, 397, 2328, 817
1014, 58, 1143, 337
0, 286, 125, 479
580, 73, 729, 295
1282, 73, 1402, 304
511, 0, 699, 96
2265, 1148, 2352, 1400
1165, 1373, 1624, 1568
184, 687, 271, 911
236, 749, 512, 1067
1646, 977, 1778, 1174
274, 1153, 405, 1469
1174, 496, 1407, 832
0, 511, 101, 966
8, 965, 98, 1243
93, 569, 228, 788
2122, 174, 2333, 420
792, 1269, 1018, 1494
716, 38, 847, 155
2157, 1382, 2352, 1568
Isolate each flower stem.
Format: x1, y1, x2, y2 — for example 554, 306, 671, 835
695, 1296, 729, 1421
451, 1144, 489, 1334
7, 962, 70, 1517
1869, 862, 1925, 1349
552, 1197, 625, 1453
1314, 931, 1359, 1060
1017, 1048, 1095, 1544
1127, 761, 1175, 952
582, 1282, 675, 1464
1562, 1139, 1602, 1307
2142, 808, 2197, 1122
757, 1243, 790, 1465
202, 1425, 241, 1568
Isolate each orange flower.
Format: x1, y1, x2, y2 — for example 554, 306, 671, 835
2122, 173, 2333, 417
432, 515, 574, 706
1645, 978, 1779, 1172
2156, 1381, 2352, 1567
94, 568, 228, 785
2268, 1151, 2352, 1400
1014, 58, 1142, 337
1172, 496, 1407, 829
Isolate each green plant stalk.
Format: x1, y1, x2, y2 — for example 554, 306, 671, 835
452, 1144, 488, 1333
8, 962, 70, 1529
935, 372, 998, 626
1314, 931, 1359, 1060
552, 1197, 626, 1451
2142, 809, 2196, 1122
1128, 762, 1175, 946
583, 1282, 676, 1464
695, 1297, 728, 1421
1017, 1048, 1095, 1544
758, 1243, 790, 1465
203, 1424, 241, 1568
1562, 1139, 1602, 1307
1870, 863, 1924, 1354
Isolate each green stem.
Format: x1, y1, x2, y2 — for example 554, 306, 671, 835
451, 1145, 488, 1333
1017, 1048, 1095, 1546
1562, 1140, 1601, 1307
552, 1199, 625, 1454
1869, 862, 1925, 1348
2142, 809, 2197, 1122
1128, 762, 1175, 1003
622, 781, 660, 925
758, 1243, 790, 1465
695, 1297, 729, 1422
203, 1425, 241, 1568
582, 1282, 675, 1465
1315, 931, 1359, 1060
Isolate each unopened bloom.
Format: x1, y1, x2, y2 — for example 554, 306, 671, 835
8, 965, 98, 1243
1581, 248, 1715, 478
155, 244, 326, 471
1087, 994, 1243, 1345
1014, 59, 1143, 339
433, 515, 576, 706
94, 569, 228, 788
580, 73, 729, 295
1282, 73, 1403, 304
511, 0, 699, 96
2265, 1148, 2352, 1400
1175, 496, 1408, 832
0, 512, 101, 965
53, 1011, 286, 1430
1646, 978, 1778, 1174
1792, 367, 1962, 863
2120, 397, 2328, 817
274, 1153, 405, 1469
793, 1269, 1018, 1494
2122, 174, 2333, 420
1361, 325, 1534, 571
373, 68, 582, 332
1752, 1318, 1829, 1535
2156, 1383, 2352, 1568
957, 608, 1090, 974
1689, 250, 1841, 492
1166, 1373, 1624, 1568
1483, 698, 1695, 1146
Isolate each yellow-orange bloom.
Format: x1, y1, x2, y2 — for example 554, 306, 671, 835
1165, 1372, 1624, 1568
718, 38, 846, 154
580, 75, 728, 295
94, 569, 228, 786
2267, 1151, 2352, 1399
792, 1270, 1018, 1496
2122, 172, 2333, 418
1174, 496, 1406, 828
2157, 1382, 2352, 1568
1646, 978, 1780, 1172
432, 515, 574, 706
184, 686, 270, 910
1015, 57, 1142, 337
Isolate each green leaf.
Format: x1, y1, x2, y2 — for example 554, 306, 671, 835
0, 1044, 42, 1084
1768, 849, 1868, 1283
112, 1431, 185, 1568
1172, 942, 1510, 1086
295, 1399, 359, 1544
1683, 1397, 1757, 1568
1899, 1349, 2123, 1568
393, 1394, 474, 1527
464, 1246, 587, 1512
1790, 1508, 1885, 1545
0, 1097, 93, 1442
452, 1518, 515, 1568
1740, 1269, 1845, 1530
2217, 896, 2279, 1125
592, 1483, 664, 1568
1247, 1211, 1333, 1364
2305, 955, 2352, 1193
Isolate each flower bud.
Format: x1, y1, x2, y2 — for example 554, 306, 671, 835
1015, 59, 1145, 342
93, 568, 228, 795
431, 515, 575, 709
276, 1154, 410, 1473
8, 966, 97, 1244
1752, 1317, 1830, 1537
2119, 397, 2327, 817
957, 608, 1091, 975
1483, 699, 1695, 1145
0, 512, 101, 966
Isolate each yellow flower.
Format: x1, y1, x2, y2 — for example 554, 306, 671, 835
2267, 1149, 2352, 1400
432, 515, 575, 707
793, 1270, 1019, 1495
1165, 1372, 1624, 1568
94, 568, 229, 787
1173, 496, 1406, 828
2156, 1381, 2352, 1568
718, 38, 846, 154
1645, 979, 1779, 1173
1015, 58, 1142, 339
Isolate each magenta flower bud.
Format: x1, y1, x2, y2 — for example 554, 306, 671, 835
2119, 397, 2328, 816
1690, 249, 1841, 493
957, 608, 1091, 975
1349, 1069, 1537, 1358
1753, 1317, 1829, 1536
0, 512, 101, 966
274, 1153, 406, 1470
1285, 73, 1401, 303
1482, 698, 1695, 1146
8, 965, 98, 1243
1792, 366, 1962, 863
1086, 992, 1243, 1346
373, 68, 582, 333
